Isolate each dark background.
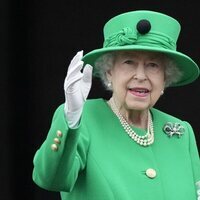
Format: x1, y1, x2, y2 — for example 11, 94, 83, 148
1, 0, 200, 199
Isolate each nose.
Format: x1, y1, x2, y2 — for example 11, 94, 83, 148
133, 64, 147, 81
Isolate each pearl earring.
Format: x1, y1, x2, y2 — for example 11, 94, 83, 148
107, 82, 112, 88
161, 90, 164, 95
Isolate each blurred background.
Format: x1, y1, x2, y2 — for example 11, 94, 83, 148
1, 0, 200, 199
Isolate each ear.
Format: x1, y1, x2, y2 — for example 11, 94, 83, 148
106, 69, 112, 82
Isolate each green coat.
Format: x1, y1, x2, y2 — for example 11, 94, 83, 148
33, 98, 200, 200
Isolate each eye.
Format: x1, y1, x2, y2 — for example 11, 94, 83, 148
124, 60, 134, 64
147, 62, 159, 68
146, 62, 162, 73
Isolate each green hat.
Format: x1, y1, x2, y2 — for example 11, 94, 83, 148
82, 10, 199, 87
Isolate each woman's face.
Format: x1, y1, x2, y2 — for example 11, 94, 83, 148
106, 50, 166, 112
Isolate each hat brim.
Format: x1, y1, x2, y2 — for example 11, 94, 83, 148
82, 45, 199, 87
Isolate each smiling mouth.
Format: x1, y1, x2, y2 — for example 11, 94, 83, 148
128, 87, 149, 93
127, 87, 150, 97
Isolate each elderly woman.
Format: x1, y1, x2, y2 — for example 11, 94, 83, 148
32, 10, 200, 200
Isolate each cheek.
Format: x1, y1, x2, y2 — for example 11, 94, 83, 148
112, 74, 130, 99
153, 73, 165, 88
111, 70, 128, 87
151, 76, 165, 97
112, 77, 126, 92
149, 86, 163, 107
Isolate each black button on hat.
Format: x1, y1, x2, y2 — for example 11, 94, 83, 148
136, 19, 151, 34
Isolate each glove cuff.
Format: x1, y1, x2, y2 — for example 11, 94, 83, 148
64, 105, 83, 129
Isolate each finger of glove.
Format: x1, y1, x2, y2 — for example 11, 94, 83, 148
81, 64, 93, 100
65, 50, 83, 80
82, 64, 93, 83
64, 60, 83, 91
68, 50, 83, 71
66, 60, 83, 82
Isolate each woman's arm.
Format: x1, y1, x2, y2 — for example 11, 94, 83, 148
32, 104, 89, 192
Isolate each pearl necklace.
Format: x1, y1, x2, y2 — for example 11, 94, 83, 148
109, 98, 154, 146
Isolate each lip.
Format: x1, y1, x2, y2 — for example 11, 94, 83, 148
127, 87, 150, 97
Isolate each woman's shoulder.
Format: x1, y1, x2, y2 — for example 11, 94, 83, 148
151, 108, 194, 137
151, 107, 184, 123
84, 98, 107, 108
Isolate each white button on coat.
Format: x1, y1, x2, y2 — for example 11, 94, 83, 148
51, 144, 58, 151
145, 168, 157, 178
56, 130, 63, 137
54, 137, 61, 144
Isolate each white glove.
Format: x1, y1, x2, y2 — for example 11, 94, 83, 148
64, 50, 93, 128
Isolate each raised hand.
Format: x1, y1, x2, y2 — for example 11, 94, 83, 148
64, 50, 93, 128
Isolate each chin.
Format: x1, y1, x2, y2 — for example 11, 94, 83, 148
127, 103, 150, 111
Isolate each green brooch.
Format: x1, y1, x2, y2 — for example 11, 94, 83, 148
163, 122, 185, 138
